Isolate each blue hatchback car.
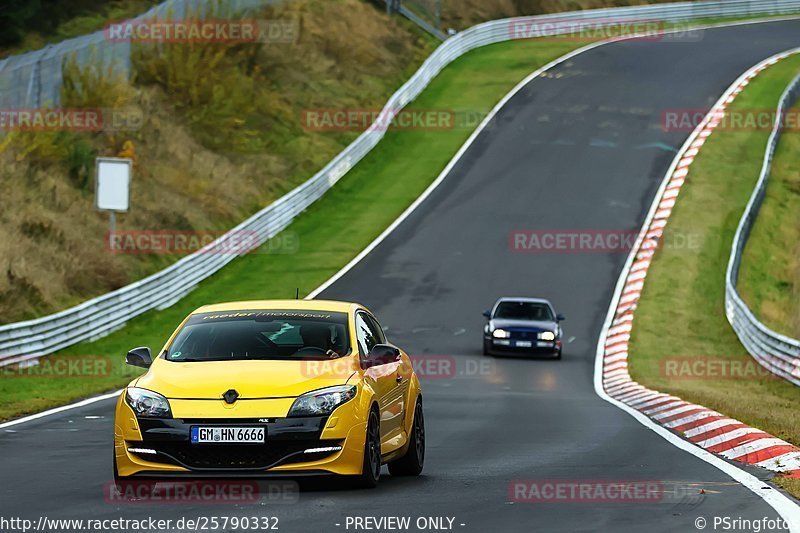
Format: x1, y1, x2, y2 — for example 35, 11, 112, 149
482, 297, 565, 359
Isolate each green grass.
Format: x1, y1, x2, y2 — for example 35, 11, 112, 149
628, 54, 800, 458
0, 39, 583, 421
737, 98, 800, 339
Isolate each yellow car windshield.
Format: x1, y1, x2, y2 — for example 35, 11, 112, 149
165, 310, 351, 362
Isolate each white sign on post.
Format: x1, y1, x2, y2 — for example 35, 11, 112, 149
95, 157, 131, 212
95, 157, 132, 237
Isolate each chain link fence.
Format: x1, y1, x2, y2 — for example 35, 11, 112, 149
0, 0, 273, 108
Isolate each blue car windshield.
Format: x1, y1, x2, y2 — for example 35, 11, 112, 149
494, 302, 553, 321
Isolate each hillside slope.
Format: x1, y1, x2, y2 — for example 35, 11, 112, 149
0, 0, 435, 324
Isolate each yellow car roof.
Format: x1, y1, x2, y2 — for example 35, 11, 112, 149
192, 299, 360, 315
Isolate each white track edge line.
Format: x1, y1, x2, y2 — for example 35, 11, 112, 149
0, 390, 121, 430
593, 48, 800, 528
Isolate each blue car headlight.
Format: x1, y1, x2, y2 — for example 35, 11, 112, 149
288, 385, 357, 417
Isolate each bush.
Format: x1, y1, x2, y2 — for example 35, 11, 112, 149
66, 137, 96, 190
62, 48, 132, 108
132, 36, 265, 152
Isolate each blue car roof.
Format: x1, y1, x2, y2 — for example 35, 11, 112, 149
495, 297, 552, 305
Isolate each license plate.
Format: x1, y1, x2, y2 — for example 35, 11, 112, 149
516, 340, 533, 348
191, 426, 265, 444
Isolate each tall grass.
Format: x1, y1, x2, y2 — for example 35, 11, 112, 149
132, 38, 266, 152
130, 1, 269, 153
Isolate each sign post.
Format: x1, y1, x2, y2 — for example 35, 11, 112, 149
95, 157, 132, 245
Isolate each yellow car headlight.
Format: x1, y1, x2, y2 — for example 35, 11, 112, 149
492, 328, 510, 338
539, 331, 556, 341
125, 387, 172, 418
288, 385, 357, 417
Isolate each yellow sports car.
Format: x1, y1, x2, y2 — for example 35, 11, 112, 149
113, 300, 424, 487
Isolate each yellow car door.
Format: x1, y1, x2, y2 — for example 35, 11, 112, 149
355, 311, 406, 453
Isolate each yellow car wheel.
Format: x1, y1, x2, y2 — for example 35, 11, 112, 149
112, 449, 119, 482
354, 407, 381, 488
388, 398, 425, 476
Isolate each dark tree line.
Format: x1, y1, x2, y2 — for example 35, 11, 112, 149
0, 0, 115, 46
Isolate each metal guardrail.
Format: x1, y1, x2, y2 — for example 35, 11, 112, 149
3, 0, 800, 366
725, 73, 800, 386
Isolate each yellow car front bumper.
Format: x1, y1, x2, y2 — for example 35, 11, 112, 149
114, 393, 368, 477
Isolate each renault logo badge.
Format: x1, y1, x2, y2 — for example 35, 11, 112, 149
223, 389, 239, 404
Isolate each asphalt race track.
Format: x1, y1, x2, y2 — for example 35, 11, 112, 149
3, 19, 800, 533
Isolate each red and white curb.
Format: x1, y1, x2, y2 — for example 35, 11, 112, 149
600, 49, 800, 478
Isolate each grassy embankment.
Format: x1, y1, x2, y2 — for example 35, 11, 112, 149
0, 0, 436, 323
627, 54, 800, 490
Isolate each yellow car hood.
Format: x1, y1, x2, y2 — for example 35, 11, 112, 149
135, 357, 358, 399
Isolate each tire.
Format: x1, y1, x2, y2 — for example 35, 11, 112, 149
113, 449, 120, 481
354, 408, 381, 488
482, 338, 491, 356
388, 398, 425, 477
554, 347, 562, 360
112, 448, 129, 496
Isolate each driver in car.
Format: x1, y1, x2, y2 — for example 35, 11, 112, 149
298, 323, 340, 358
